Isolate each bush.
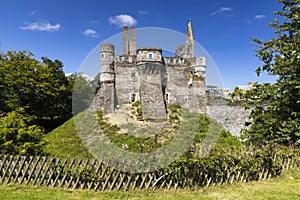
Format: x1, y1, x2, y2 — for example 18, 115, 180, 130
0, 108, 46, 156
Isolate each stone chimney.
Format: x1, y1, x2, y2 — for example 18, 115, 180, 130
129, 27, 136, 56
123, 26, 129, 56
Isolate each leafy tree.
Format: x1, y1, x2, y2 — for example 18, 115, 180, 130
90, 72, 101, 95
0, 108, 46, 155
68, 73, 94, 115
230, 0, 300, 146
0, 50, 72, 131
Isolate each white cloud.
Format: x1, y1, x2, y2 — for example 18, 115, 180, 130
139, 10, 148, 15
211, 7, 233, 16
255, 15, 266, 20
109, 14, 137, 27
19, 21, 61, 32
83, 29, 99, 37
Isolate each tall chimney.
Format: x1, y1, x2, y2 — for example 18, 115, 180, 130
130, 27, 136, 56
123, 26, 129, 56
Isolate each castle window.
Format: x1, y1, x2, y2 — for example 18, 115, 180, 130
131, 94, 136, 102
131, 72, 136, 81
184, 96, 189, 103
148, 53, 153, 59
101, 53, 105, 58
166, 93, 170, 104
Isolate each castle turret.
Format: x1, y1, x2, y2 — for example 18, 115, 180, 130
100, 43, 115, 83
99, 43, 115, 114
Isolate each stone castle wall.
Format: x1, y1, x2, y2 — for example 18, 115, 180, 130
205, 95, 251, 136
114, 58, 139, 104
138, 63, 167, 120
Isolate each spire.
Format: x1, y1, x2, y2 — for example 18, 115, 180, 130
186, 19, 194, 58
187, 18, 194, 40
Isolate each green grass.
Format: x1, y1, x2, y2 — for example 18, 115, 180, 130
43, 109, 241, 158
0, 168, 299, 200
44, 117, 93, 158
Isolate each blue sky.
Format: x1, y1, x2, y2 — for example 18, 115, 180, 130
0, 0, 282, 90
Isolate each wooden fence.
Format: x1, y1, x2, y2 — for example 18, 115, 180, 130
0, 154, 299, 191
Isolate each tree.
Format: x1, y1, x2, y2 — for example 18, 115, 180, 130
230, 0, 300, 146
67, 73, 94, 115
0, 50, 72, 131
90, 72, 101, 95
0, 108, 46, 155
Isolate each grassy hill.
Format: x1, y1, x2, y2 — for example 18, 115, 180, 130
44, 117, 93, 158
44, 105, 242, 159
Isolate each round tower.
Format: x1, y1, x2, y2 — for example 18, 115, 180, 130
100, 43, 115, 83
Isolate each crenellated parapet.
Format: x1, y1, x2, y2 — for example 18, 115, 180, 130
114, 55, 137, 65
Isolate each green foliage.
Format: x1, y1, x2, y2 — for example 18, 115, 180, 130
168, 103, 181, 113
188, 113, 242, 158
136, 107, 143, 117
89, 73, 101, 95
68, 73, 94, 115
0, 108, 46, 155
166, 146, 299, 186
229, 0, 300, 146
0, 50, 71, 131
132, 100, 140, 107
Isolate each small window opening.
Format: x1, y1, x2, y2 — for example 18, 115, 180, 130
148, 53, 153, 59
166, 93, 170, 103
184, 96, 188, 103
131, 94, 136, 102
131, 72, 136, 81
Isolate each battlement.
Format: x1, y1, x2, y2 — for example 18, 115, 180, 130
163, 57, 190, 65
100, 43, 115, 53
114, 56, 137, 64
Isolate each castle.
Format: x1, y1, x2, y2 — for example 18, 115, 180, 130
92, 20, 207, 120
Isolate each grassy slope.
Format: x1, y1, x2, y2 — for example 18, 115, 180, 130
44, 117, 93, 158
0, 168, 299, 200
44, 111, 241, 158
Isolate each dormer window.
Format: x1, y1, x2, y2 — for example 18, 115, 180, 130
147, 53, 153, 59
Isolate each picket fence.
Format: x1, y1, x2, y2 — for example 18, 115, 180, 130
0, 154, 298, 191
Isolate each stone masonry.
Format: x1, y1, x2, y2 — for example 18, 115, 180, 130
92, 20, 207, 120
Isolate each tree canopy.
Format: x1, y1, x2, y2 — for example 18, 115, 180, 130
0, 50, 72, 130
67, 72, 95, 115
230, 0, 300, 146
